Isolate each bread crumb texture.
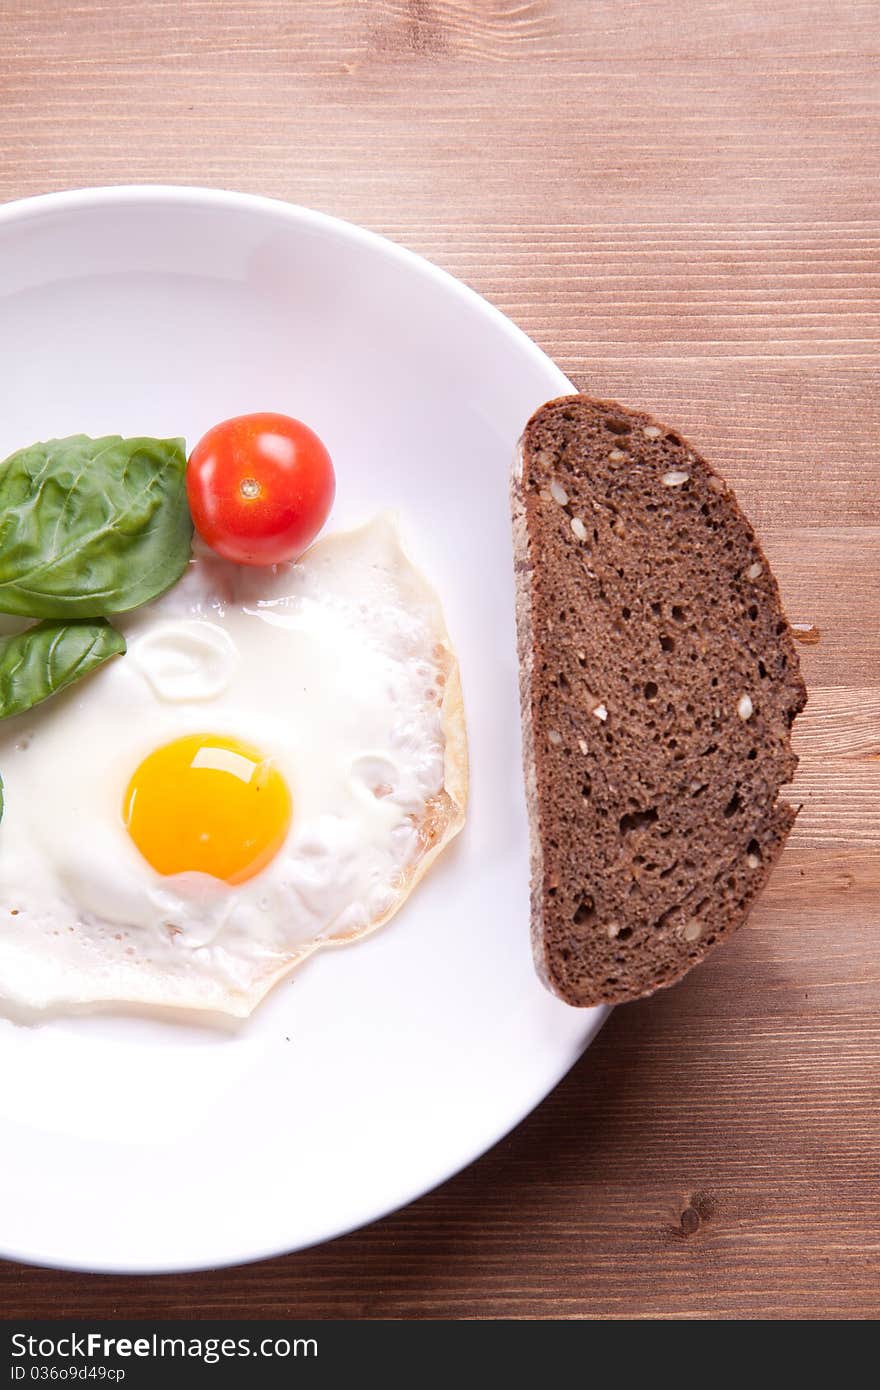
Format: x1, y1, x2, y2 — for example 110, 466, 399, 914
512, 395, 807, 1007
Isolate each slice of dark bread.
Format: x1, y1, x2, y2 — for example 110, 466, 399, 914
512, 394, 807, 1007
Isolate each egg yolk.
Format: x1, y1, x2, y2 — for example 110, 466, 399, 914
123, 734, 292, 885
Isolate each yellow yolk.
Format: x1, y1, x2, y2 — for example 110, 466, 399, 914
123, 734, 292, 885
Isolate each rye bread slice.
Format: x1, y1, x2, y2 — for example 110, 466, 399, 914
512, 395, 807, 1006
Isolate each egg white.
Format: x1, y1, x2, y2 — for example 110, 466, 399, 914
0, 516, 467, 1017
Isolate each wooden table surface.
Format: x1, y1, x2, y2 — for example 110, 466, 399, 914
0, 0, 878, 1321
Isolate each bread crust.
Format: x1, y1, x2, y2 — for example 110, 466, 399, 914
511, 459, 551, 991
513, 394, 806, 1007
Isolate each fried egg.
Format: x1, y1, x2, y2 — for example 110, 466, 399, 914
0, 516, 467, 1017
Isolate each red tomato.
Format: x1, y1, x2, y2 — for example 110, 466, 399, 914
186, 413, 335, 566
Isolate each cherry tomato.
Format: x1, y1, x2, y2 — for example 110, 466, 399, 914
186, 413, 335, 566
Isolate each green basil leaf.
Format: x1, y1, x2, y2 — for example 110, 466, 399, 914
0, 619, 126, 720
0, 435, 193, 618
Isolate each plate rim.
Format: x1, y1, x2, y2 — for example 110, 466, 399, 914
0, 182, 571, 392
0, 184, 609, 1275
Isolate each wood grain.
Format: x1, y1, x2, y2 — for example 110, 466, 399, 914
0, 0, 878, 1320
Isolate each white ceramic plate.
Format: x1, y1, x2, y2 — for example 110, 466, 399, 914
0, 187, 606, 1274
